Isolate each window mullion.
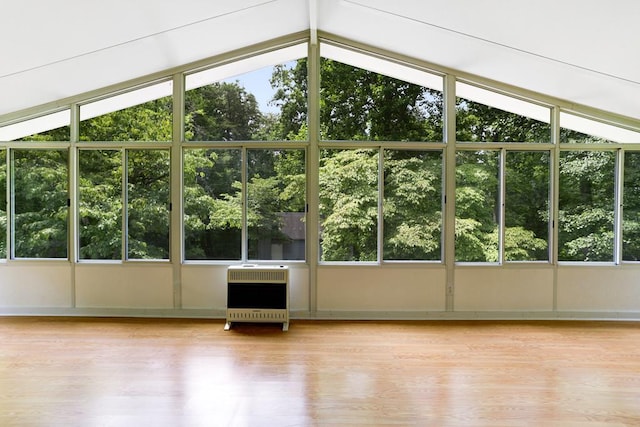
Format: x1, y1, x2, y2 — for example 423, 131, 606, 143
499, 149, 506, 264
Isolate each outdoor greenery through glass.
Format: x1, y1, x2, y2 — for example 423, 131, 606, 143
559, 150, 615, 261
319, 58, 443, 141
13, 149, 68, 259
184, 148, 242, 260
247, 149, 306, 260
80, 97, 173, 142
185, 62, 308, 141
455, 151, 500, 262
383, 150, 442, 260
79, 150, 122, 260
623, 152, 640, 260
456, 98, 551, 143
127, 150, 170, 260
505, 151, 550, 261
319, 149, 378, 261
1, 45, 638, 263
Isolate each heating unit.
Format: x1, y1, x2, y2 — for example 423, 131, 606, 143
225, 265, 289, 331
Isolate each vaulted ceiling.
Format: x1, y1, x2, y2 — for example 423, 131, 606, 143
2, 0, 639, 124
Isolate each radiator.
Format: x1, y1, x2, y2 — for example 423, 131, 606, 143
225, 265, 289, 331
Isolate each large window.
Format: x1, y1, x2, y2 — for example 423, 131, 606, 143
320, 45, 443, 142
184, 148, 242, 260
79, 149, 170, 261
247, 149, 306, 260
127, 150, 170, 260
383, 150, 442, 261
456, 83, 551, 143
80, 82, 173, 142
455, 150, 500, 262
319, 149, 378, 262
3, 41, 640, 267
185, 45, 308, 142
12, 149, 68, 259
504, 151, 550, 261
78, 150, 122, 260
558, 150, 615, 262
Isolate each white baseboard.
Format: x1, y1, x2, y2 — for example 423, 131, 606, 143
1, 307, 639, 321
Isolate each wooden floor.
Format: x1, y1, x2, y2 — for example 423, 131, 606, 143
1, 318, 639, 427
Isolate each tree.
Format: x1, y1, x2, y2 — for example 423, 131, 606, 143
185, 82, 262, 141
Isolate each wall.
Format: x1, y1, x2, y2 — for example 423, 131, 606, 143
1, 262, 639, 319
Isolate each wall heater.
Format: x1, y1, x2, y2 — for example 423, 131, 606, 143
225, 265, 289, 331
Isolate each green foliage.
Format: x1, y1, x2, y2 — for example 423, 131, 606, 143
559, 149, 615, 261
185, 83, 263, 141
79, 150, 122, 259
383, 151, 442, 260
319, 149, 378, 261
456, 99, 551, 142
80, 97, 172, 141
5, 54, 632, 264
13, 150, 68, 258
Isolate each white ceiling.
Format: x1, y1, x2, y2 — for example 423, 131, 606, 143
1, 0, 639, 124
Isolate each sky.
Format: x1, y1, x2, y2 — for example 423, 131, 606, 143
224, 65, 279, 114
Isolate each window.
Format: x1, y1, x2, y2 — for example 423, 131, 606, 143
12, 149, 68, 259
383, 150, 442, 261
0, 149, 5, 259
80, 82, 173, 142
560, 112, 640, 144
185, 45, 308, 142
0, 110, 70, 142
319, 149, 378, 262
78, 149, 170, 261
183, 148, 242, 260
505, 151, 550, 261
558, 150, 615, 262
247, 149, 306, 260
456, 83, 551, 143
623, 152, 640, 261
455, 150, 500, 262
127, 150, 170, 259
78, 150, 122, 260
320, 45, 443, 142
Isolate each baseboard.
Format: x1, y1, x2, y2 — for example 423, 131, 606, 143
1, 307, 639, 321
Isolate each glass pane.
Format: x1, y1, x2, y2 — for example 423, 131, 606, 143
319, 58, 443, 141
455, 151, 500, 262
183, 148, 241, 260
456, 84, 551, 143
80, 82, 173, 142
0, 150, 5, 259
0, 110, 70, 141
560, 112, 640, 144
319, 149, 378, 261
79, 150, 122, 260
127, 150, 170, 259
623, 152, 640, 261
383, 150, 442, 260
185, 54, 307, 142
247, 149, 306, 260
505, 151, 550, 261
559, 151, 615, 261
13, 149, 68, 258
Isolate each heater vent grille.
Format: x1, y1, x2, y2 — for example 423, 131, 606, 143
228, 268, 287, 283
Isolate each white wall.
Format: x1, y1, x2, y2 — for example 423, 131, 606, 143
317, 265, 446, 312
1, 262, 639, 319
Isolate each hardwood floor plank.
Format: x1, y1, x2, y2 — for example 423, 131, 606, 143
0, 318, 639, 426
